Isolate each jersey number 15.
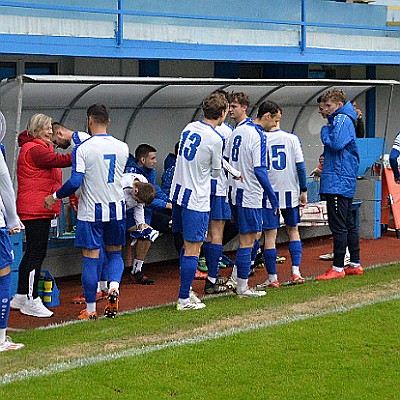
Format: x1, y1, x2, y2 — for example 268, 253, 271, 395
268, 144, 287, 171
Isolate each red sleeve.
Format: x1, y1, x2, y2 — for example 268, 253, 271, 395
29, 145, 72, 169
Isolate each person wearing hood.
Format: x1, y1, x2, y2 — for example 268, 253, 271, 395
9, 114, 72, 318
316, 89, 363, 281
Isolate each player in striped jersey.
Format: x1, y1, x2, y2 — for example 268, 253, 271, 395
51, 122, 111, 303
171, 92, 227, 310
225, 101, 279, 297
255, 102, 308, 290
201, 119, 240, 294
225, 92, 265, 289
44, 104, 129, 319
0, 146, 25, 351
51, 121, 90, 215
389, 131, 400, 184
51, 122, 90, 150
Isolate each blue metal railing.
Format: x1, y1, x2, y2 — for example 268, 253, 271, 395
0, 0, 398, 49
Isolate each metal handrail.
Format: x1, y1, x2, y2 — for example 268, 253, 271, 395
0, 0, 398, 50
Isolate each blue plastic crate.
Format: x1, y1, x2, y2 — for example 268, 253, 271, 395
306, 178, 320, 203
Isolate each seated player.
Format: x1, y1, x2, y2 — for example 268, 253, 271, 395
121, 172, 158, 285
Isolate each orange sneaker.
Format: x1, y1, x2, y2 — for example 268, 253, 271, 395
290, 274, 305, 284
316, 268, 345, 281
256, 279, 280, 290
194, 270, 208, 280
104, 289, 119, 318
78, 309, 98, 320
344, 265, 364, 276
72, 290, 109, 304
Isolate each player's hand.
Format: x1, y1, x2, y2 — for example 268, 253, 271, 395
273, 207, 280, 216
233, 174, 244, 182
44, 194, 56, 210
165, 202, 172, 210
299, 192, 308, 207
69, 194, 79, 212
8, 220, 24, 236
395, 177, 400, 185
138, 223, 150, 231
310, 167, 322, 177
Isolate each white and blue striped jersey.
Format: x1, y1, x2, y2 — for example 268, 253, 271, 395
212, 122, 234, 196
225, 119, 267, 208
121, 172, 147, 226
171, 120, 223, 212
264, 129, 304, 209
392, 131, 400, 152
71, 131, 90, 147
74, 134, 129, 222
0, 150, 19, 229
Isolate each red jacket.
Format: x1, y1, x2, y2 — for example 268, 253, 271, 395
16, 131, 72, 220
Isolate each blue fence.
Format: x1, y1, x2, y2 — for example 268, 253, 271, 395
0, 0, 398, 62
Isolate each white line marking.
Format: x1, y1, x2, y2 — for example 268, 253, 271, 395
2, 291, 400, 386
31, 262, 400, 332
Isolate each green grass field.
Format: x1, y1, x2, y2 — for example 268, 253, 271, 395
1, 264, 400, 399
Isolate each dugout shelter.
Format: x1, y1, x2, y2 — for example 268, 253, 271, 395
0, 75, 398, 274
0, 75, 398, 180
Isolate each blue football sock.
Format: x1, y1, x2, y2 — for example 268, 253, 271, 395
251, 240, 260, 262
81, 257, 101, 303
179, 255, 198, 299
235, 247, 252, 279
100, 260, 109, 282
99, 245, 109, 282
264, 248, 277, 275
106, 250, 124, 284
0, 273, 11, 329
289, 240, 302, 267
206, 243, 223, 279
202, 241, 211, 264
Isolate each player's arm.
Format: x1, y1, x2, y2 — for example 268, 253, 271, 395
44, 169, 84, 210
222, 158, 242, 180
296, 161, 308, 206
293, 136, 308, 203
147, 185, 171, 211
211, 139, 223, 178
296, 161, 308, 205
133, 203, 146, 229
254, 166, 279, 213
321, 115, 353, 151
389, 147, 400, 183
0, 151, 20, 231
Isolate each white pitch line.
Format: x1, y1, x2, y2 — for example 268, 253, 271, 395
30, 262, 400, 332
1, 291, 400, 386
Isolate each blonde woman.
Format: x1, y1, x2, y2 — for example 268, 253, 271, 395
10, 114, 72, 317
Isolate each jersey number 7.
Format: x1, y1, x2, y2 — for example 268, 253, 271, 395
104, 154, 116, 183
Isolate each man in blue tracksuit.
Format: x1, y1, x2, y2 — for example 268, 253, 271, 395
125, 144, 172, 225
124, 144, 172, 284
316, 89, 364, 280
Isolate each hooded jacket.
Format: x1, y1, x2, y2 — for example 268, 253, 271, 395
16, 130, 72, 220
320, 101, 360, 198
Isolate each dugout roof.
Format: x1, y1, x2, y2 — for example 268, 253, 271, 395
0, 75, 398, 180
